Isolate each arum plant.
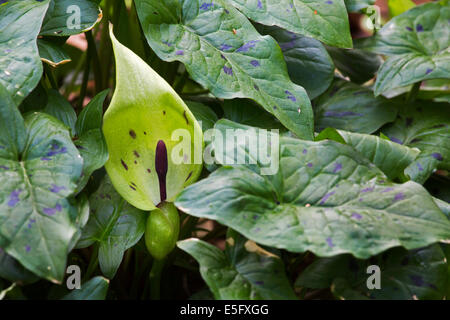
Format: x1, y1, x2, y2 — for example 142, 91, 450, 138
102, 25, 203, 298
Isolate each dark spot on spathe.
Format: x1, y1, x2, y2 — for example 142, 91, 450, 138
134, 150, 140, 158
183, 110, 189, 125
185, 171, 193, 182
129, 130, 136, 139
121, 159, 128, 170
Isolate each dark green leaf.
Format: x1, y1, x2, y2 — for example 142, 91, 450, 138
314, 79, 397, 134
40, 0, 102, 36
382, 101, 450, 183
0, 249, 38, 284
38, 38, 71, 67
62, 276, 109, 300
176, 120, 450, 259
44, 89, 77, 135
228, 0, 352, 48
337, 129, 420, 180
326, 47, 382, 84
297, 244, 448, 300
258, 25, 334, 99
178, 229, 297, 300
135, 0, 314, 139
78, 176, 146, 279
75, 89, 109, 136
222, 99, 286, 130
74, 129, 109, 193
0, 0, 50, 106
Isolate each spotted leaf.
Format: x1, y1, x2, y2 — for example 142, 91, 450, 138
382, 101, 450, 184
296, 244, 448, 300
0, 85, 83, 283
228, 0, 352, 48
314, 79, 397, 134
357, 2, 450, 96
176, 120, 450, 259
135, 0, 314, 139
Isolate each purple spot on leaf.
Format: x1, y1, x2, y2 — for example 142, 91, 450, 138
255, 280, 264, 285
49, 184, 65, 193
43, 204, 62, 216
8, 190, 22, 207
416, 24, 423, 32
257, 0, 262, 9
280, 40, 296, 50
351, 212, 362, 220
223, 66, 233, 75
27, 218, 36, 229
394, 192, 405, 201
236, 40, 259, 53
425, 68, 433, 75
389, 136, 403, 144
46, 144, 67, 157
220, 44, 232, 51
0, 165, 9, 170
361, 187, 374, 193
417, 163, 424, 171
406, 26, 413, 31
431, 153, 443, 161
326, 237, 335, 248
25, 245, 31, 252
326, 0, 333, 3
285, 90, 296, 102
199, 2, 214, 10
250, 60, 260, 67
333, 163, 342, 173
320, 191, 335, 205
307, 162, 313, 168
302, 149, 307, 154
324, 111, 363, 117
175, 50, 184, 56
382, 187, 394, 193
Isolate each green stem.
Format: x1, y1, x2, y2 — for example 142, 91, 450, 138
406, 81, 421, 104
78, 52, 91, 109
85, 30, 103, 92
84, 244, 99, 280
65, 51, 86, 98
149, 258, 166, 300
